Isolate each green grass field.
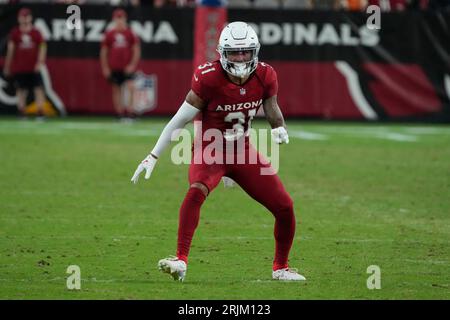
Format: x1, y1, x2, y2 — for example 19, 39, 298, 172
0, 117, 449, 299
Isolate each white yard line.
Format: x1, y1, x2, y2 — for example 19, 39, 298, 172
288, 130, 328, 141
374, 132, 418, 142
2, 120, 448, 142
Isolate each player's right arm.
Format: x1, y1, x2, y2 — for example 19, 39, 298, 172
3, 40, 15, 77
130, 90, 205, 184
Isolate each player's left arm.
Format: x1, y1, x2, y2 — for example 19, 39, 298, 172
263, 95, 286, 129
263, 95, 289, 144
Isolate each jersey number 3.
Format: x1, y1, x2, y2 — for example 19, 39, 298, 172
198, 62, 215, 75
224, 109, 257, 141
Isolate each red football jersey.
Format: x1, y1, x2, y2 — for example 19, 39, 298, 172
191, 60, 278, 146
9, 27, 44, 74
101, 28, 139, 71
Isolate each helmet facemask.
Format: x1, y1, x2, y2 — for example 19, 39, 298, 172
218, 46, 260, 79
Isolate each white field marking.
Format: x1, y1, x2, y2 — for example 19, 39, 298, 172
1, 121, 447, 141
55, 122, 123, 130
335, 61, 378, 120
46, 122, 163, 137
0, 122, 162, 137
288, 125, 450, 136
374, 132, 418, 142
119, 130, 160, 136
403, 127, 450, 135
288, 130, 328, 141
299, 126, 392, 136
445, 74, 450, 100
303, 126, 418, 142
402, 258, 449, 265
0, 120, 163, 130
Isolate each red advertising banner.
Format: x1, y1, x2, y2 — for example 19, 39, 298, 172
46, 58, 192, 115
0, 5, 449, 121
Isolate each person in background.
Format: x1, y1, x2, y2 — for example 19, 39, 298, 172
344, 0, 368, 10
367, 0, 407, 10
154, 0, 194, 6
100, 8, 141, 122
109, 0, 141, 6
310, 0, 341, 9
3, 8, 47, 120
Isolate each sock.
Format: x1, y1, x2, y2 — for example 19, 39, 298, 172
176, 187, 206, 264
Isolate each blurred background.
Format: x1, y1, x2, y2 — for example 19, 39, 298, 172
0, 0, 449, 122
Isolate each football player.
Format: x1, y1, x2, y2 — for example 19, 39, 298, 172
131, 22, 305, 282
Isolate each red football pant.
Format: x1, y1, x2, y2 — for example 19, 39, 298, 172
177, 145, 296, 270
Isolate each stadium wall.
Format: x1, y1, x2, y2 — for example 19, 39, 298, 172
0, 5, 449, 122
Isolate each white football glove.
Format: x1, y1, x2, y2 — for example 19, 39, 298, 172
271, 126, 289, 144
222, 176, 236, 188
131, 154, 158, 184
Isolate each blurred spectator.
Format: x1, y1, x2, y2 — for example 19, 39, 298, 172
253, 0, 283, 8
110, 0, 141, 5
196, 0, 227, 5
367, 0, 407, 10
227, 0, 252, 7
228, 0, 312, 7
406, 0, 430, 9
3, 8, 47, 119
55, 0, 87, 4
100, 8, 141, 121
343, 0, 368, 10
154, 0, 176, 6
282, 0, 313, 8
311, 0, 340, 9
155, 0, 196, 6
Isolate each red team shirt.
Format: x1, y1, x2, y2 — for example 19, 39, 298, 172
101, 28, 139, 71
191, 60, 278, 148
9, 27, 44, 74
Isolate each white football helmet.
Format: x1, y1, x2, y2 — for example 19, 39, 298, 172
217, 21, 260, 79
